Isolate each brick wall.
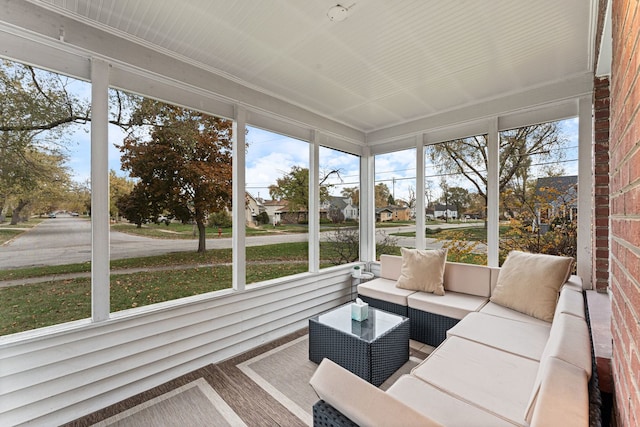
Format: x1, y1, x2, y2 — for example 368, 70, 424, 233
610, 0, 640, 425
593, 76, 610, 292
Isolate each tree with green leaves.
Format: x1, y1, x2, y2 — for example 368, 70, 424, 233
445, 186, 471, 218
268, 166, 333, 222
119, 99, 233, 252
375, 183, 391, 208
109, 170, 134, 221
0, 60, 80, 222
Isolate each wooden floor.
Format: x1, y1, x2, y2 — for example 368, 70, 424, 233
63, 328, 429, 426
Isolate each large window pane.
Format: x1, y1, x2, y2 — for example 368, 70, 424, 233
109, 93, 234, 312
245, 127, 309, 283
0, 59, 91, 335
319, 147, 360, 267
499, 119, 578, 266
374, 149, 416, 257
425, 136, 488, 265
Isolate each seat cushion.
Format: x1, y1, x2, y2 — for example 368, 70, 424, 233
479, 302, 551, 327
490, 250, 574, 322
309, 359, 443, 427
387, 375, 515, 427
395, 247, 447, 295
446, 311, 551, 361
408, 291, 488, 320
357, 278, 415, 306
411, 336, 539, 424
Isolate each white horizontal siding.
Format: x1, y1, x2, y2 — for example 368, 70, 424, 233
0, 268, 353, 426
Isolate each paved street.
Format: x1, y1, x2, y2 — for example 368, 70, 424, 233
0, 216, 483, 270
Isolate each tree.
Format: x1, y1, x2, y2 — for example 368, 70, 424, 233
375, 183, 391, 207
426, 123, 566, 206
119, 99, 233, 252
0, 60, 146, 224
0, 61, 79, 222
446, 186, 471, 218
268, 166, 332, 222
116, 185, 153, 228
109, 170, 134, 221
322, 228, 398, 265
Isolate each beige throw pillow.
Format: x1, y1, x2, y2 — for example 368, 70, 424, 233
490, 251, 574, 322
395, 247, 447, 295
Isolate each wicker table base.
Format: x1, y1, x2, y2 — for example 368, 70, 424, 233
309, 303, 410, 387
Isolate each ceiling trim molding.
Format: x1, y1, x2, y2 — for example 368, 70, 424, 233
366, 72, 593, 146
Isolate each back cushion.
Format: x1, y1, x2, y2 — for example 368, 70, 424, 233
380, 254, 403, 280
541, 313, 592, 376
443, 262, 491, 297
490, 251, 574, 322
526, 357, 589, 427
489, 267, 500, 294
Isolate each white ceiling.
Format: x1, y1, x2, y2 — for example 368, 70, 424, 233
29, 0, 597, 133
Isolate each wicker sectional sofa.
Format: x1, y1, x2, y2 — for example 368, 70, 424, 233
309, 253, 599, 426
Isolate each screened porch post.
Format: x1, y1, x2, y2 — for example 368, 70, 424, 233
90, 57, 110, 322
416, 135, 426, 250
360, 146, 376, 263
487, 118, 500, 267
309, 132, 320, 273
232, 106, 247, 291
577, 95, 593, 288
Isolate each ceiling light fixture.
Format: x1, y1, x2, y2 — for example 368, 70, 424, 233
327, 4, 354, 22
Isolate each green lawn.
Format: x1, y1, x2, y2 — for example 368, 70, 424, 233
393, 225, 510, 241
0, 241, 314, 335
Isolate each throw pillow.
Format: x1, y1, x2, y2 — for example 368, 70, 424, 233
490, 250, 574, 322
395, 247, 447, 295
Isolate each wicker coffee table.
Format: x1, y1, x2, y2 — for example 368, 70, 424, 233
309, 303, 410, 387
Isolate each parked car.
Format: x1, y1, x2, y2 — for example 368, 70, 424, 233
48, 213, 56, 218
71, 212, 79, 216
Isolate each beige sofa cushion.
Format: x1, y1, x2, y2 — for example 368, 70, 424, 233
396, 248, 447, 295
380, 254, 403, 280
446, 311, 551, 361
479, 301, 551, 326
387, 375, 515, 427
541, 313, 592, 376
529, 357, 589, 427
411, 336, 539, 424
490, 251, 574, 322
443, 261, 491, 297
309, 359, 443, 427
554, 286, 586, 320
563, 275, 584, 292
357, 278, 416, 306
408, 291, 488, 320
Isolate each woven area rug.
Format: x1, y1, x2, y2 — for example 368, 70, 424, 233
237, 335, 422, 426
91, 378, 247, 427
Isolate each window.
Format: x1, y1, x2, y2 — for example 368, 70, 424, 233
425, 136, 488, 265
498, 119, 578, 266
0, 59, 92, 335
374, 149, 417, 258
319, 146, 360, 267
245, 127, 309, 283
108, 93, 234, 311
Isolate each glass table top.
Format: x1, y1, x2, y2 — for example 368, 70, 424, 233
312, 303, 407, 342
